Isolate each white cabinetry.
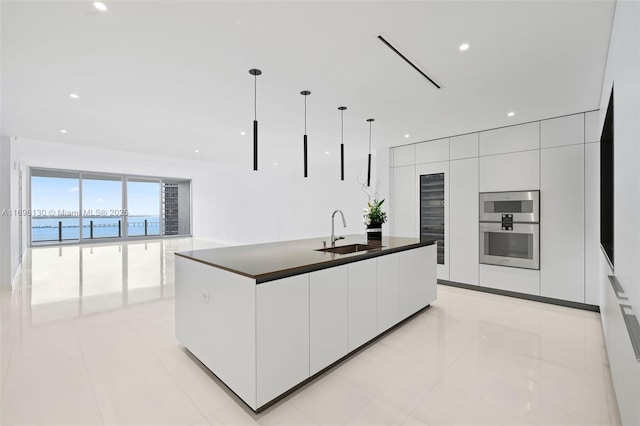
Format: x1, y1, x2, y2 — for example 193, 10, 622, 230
392, 165, 416, 237
392, 145, 415, 167
479, 122, 539, 156
309, 266, 348, 375
376, 252, 400, 333
450, 133, 478, 160
479, 264, 540, 295
399, 245, 437, 317
585, 143, 600, 305
416, 138, 449, 164
585, 111, 600, 143
175, 257, 257, 407
347, 259, 377, 351
416, 162, 449, 280
256, 275, 310, 407
449, 158, 479, 285
540, 144, 585, 303
479, 150, 540, 192
540, 113, 584, 148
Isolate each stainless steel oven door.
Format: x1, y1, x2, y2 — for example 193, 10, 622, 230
479, 191, 540, 223
480, 222, 540, 270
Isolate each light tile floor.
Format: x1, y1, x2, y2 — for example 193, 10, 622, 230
0, 239, 622, 425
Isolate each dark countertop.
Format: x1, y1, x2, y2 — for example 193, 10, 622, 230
176, 235, 435, 283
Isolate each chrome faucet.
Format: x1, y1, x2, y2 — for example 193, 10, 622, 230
331, 209, 347, 247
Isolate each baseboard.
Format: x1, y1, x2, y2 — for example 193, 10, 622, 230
438, 279, 600, 312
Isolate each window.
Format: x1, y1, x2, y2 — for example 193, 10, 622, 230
29, 168, 191, 244
127, 179, 161, 237
31, 170, 80, 242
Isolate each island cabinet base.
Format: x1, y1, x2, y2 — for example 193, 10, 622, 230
175, 243, 437, 412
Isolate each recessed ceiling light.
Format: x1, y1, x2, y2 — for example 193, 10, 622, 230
273, 162, 278, 166
404, 134, 410, 138
69, 93, 79, 99
60, 129, 67, 134
240, 131, 246, 136
507, 111, 515, 117
194, 149, 199, 153
325, 151, 330, 155
93, 2, 108, 12
459, 43, 470, 51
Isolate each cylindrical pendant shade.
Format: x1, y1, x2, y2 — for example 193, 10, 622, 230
303, 134, 308, 178
253, 120, 258, 171
340, 143, 345, 181
366, 118, 375, 187
249, 68, 262, 171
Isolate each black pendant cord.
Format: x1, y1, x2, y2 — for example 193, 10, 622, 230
338, 106, 347, 181
301, 90, 311, 178
366, 118, 375, 187
249, 68, 262, 171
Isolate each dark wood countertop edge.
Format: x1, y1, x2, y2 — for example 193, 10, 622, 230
175, 240, 435, 284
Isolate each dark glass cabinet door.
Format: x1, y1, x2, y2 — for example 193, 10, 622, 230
420, 173, 445, 264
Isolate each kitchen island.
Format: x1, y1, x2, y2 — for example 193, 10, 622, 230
175, 235, 437, 412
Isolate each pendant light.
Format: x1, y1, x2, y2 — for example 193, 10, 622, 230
338, 106, 347, 181
367, 118, 375, 187
249, 68, 262, 171
301, 90, 311, 178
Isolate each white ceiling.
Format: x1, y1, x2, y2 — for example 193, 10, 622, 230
1, 1, 614, 171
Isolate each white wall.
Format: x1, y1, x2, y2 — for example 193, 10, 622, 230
11, 137, 377, 251
597, 2, 640, 425
599, 0, 640, 323
0, 135, 11, 289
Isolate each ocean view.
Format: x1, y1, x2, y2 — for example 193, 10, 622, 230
32, 216, 161, 241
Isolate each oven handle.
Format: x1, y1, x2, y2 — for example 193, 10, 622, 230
479, 223, 538, 233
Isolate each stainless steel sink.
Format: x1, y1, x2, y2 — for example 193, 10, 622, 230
316, 243, 383, 254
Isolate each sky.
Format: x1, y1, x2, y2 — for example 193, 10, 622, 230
31, 177, 160, 216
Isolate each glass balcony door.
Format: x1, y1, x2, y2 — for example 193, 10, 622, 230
81, 174, 124, 240
127, 179, 161, 237
31, 170, 80, 243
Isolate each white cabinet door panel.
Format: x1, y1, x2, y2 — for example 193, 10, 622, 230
449, 158, 479, 285
392, 165, 416, 238
479, 122, 539, 156
376, 253, 400, 333
416, 138, 449, 164
479, 264, 540, 295
416, 162, 449, 280
540, 113, 584, 148
309, 266, 348, 375
585, 110, 600, 143
392, 145, 415, 167
450, 133, 479, 160
399, 245, 436, 317
585, 142, 600, 305
257, 275, 310, 407
347, 259, 377, 351
479, 150, 540, 192
540, 144, 585, 303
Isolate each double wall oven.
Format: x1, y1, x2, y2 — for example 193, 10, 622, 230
479, 190, 540, 270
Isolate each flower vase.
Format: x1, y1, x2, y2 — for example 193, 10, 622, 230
366, 223, 382, 242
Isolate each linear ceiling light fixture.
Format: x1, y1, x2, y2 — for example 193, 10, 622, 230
338, 106, 347, 181
377, 35, 441, 89
301, 90, 311, 178
249, 68, 262, 171
366, 118, 374, 187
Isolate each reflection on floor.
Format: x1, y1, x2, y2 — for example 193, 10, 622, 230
0, 238, 622, 425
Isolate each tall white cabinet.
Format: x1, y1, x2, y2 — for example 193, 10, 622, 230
390, 110, 599, 306
449, 157, 478, 285
540, 144, 585, 302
